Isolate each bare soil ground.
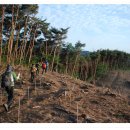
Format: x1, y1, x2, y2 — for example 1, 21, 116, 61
0, 67, 130, 123
96, 70, 130, 97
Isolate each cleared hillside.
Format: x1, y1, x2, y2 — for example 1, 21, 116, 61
0, 67, 130, 123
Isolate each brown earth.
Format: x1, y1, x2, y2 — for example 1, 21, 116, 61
0, 67, 130, 123
96, 70, 130, 97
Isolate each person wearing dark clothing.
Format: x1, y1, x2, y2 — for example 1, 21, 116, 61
1, 65, 20, 111
45, 60, 49, 73
35, 63, 40, 75
5, 86, 14, 109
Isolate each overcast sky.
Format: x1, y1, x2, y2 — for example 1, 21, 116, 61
37, 4, 130, 53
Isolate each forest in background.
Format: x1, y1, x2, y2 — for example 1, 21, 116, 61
0, 4, 130, 82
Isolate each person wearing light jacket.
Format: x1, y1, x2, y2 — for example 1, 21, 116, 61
1, 65, 20, 112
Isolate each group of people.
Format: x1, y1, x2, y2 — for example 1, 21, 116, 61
30, 59, 49, 82
0, 58, 49, 112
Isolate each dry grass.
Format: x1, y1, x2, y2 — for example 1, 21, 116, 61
0, 67, 130, 123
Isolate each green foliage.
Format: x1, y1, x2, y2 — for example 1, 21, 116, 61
30, 56, 41, 64
45, 54, 53, 63
86, 76, 94, 82
96, 63, 108, 78
1, 55, 7, 63
1, 4, 130, 85
58, 63, 66, 73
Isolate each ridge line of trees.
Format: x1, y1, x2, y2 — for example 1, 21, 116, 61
0, 4, 130, 82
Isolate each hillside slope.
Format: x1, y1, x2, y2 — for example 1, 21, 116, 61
96, 71, 130, 97
0, 67, 130, 123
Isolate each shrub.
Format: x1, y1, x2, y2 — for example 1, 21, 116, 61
96, 63, 108, 78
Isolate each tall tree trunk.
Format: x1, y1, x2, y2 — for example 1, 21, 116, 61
28, 25, 37, 64
0, 5, 5, 65
28, 38, 35, 64
25, 37, 32, 60
85, 62, 89, 81
51, 45, 58, 72
93, 59, 99, 80
45, 40, 48, 56
19, 16, 28, 64
90, 61, 93, 78
7, 5, 19, 64
50, 46, 54, 55
12, 5, 19, 65
14, 24, 20, 60
23, 25, 32, 59
8, 5, 14, 64
65, 52, 69, 74
72, 53, 79, 76
28, 40, 33, 64
56, 45, 61, 72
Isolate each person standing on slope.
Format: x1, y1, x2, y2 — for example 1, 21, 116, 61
1, 65, 20, 112
30, 64, 37, 82
35, 62, 40, 75
45, 59, 49, 73
42, 61, 47, 75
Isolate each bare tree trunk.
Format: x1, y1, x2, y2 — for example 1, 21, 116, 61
7, 5, 20, 64
50, 46, 54, 55
72, 54, 79, 76
51, 45, 58, 72
12, 5, 19, 64
25, 37, 32, 59
93, 59, 99, 80
28, 39, 34, 64
28, 41, 33, 64
39, 44, 45, 59
28, 26, 37, 64
14, 24, 20, 60
45, 40, 48, 56
19, 16, 29, 64
0, 5, 5, 65
90, 61, 93, 78
85, 62, 89, 81
56, 45, 61, 73
7, 5, 15, 64
23, 25, 32, 59
81, 65, 84, 80
65, 52, 69, 74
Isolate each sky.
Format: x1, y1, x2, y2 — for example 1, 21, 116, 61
37, 4, 130, 53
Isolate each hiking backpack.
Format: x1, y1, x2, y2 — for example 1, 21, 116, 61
36, 63, 39, 68
45, 61, 49, 67
42, 63, 46, 69
1, 72, 12, 87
